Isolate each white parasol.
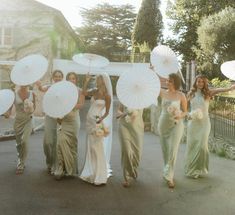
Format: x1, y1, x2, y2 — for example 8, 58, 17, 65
0, 89, 15, 115
43, 81, 78, 118
72, 53, 109, 72
220, 60, 235, 80
116, 64, 161, 109
11, 54, 48, 86
150, 45, 179, 78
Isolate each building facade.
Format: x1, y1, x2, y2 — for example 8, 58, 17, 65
0, 0, 80, 115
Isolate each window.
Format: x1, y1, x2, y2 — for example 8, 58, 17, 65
0, 27, 12, 47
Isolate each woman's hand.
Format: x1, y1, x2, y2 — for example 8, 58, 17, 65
116, 113, 127, 119
174, 111, 187, 121
174, 115, 182, 121
96, 118, 102, 124
35, 81, 42, 87
85, 73, 92, 83
96, 116, 104, 124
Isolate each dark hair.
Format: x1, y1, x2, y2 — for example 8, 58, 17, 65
169, 73, 181, 90
66, 72, 78, 84
52, 70, 64, 78
188, 75, 210, 100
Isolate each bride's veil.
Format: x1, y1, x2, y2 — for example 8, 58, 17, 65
101, 72, 113, 177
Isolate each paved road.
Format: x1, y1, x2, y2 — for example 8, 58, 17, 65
0, 102, 235, 215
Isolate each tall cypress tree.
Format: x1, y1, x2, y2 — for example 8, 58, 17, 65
132, 0, 163, 50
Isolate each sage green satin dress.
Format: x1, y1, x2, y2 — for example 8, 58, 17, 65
43, 115, 57, 172
185, 90, 210, 178
158, 98, 184, 182
14, 91, 33, 170
118, 108, 144, 182
54, 109, 80, 177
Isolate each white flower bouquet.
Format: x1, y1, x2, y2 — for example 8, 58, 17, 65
189, 108, 203, 120
95, 123, 110, 137
23, 99, 34, 114
167, 104, 181, 124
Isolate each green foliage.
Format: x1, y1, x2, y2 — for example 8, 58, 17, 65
49, 30, 79, 59
132, 0, 163, 50
166, 0, 235, 63
131, 42, 151, 63
210, 78, 231, 88
76, 3, 136, 61
49, 30, 59, 56
197, 7, 235, 76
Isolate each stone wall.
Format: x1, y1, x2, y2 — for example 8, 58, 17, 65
209, 135, 235, 160
150, 106, 235, 160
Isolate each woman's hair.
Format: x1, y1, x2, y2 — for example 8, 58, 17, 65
52, 70, 64, 78
66, 72, 78, 85
96, 75, 108, 96
188, 75, 210, 100
169, 73, 181, 90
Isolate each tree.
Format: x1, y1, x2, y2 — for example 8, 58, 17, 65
166, 0, 235, 63
76, 3, 136, 61
132, 0, 163, 50
196, 7, 235, 77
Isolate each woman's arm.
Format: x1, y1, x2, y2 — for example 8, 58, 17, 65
97, 94, 111, 123
74, 90, 85, 110
35, 81, 49, 93
210, 84, 235, 97
149, 65, 167, 97
116, 103, 126, 119
181, 93, 188, 118
174, 92, 187, 120
83, 74, 96, 97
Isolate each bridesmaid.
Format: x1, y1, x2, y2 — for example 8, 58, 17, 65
37, 70, 63, 174
185, 75, 235, 178
80, 74, 111, 185
14, 85, 36, 174
117, 104, 144, 187
158, 73, 187, 188
54, 72, 84, 180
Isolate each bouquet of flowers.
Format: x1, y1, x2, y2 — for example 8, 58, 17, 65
23, 99, 34, 114
167, 104, 181, 124
125, 108, 138, 123
189, 108, 203, 120
95, 116, 109, 137
95, 123, 109, 137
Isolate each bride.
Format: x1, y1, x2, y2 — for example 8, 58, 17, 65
80, 73, 113, 185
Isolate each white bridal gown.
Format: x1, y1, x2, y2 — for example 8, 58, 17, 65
80, 97, 108, 185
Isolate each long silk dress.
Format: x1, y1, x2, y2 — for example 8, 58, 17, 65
185, 90, 210, 178
43, 115, 57, 173
54, 108, 79, 177
118, 108, 144, 182
14, 91, 33, 170
80, 97, 108, 185
158, 98, 184, 182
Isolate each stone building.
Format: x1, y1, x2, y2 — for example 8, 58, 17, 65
0, 0, 80, 115
0, 0, 80, 87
